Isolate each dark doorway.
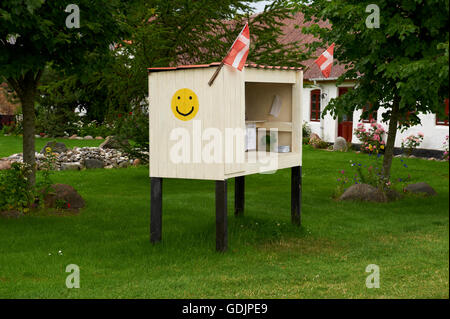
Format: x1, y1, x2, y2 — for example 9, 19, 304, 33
337, 87, 353, 142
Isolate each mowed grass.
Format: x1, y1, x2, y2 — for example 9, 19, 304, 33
0, 136, 448, 298
0, 135, 103, 158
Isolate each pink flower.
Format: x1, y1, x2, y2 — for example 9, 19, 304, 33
418, 132, 424, 137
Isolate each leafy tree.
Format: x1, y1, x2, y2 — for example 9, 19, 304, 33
296, 0, 449, 177
0, 0, 127, 185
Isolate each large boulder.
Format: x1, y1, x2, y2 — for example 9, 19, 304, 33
0, 210, 21, 218
42, 184, 85, 211
0, 160, 11, 170
99, 136, 129, 150
404, 182, 437, 196
340, 183, 387, 202
310, 133, 321, 142
61, 162, 82, 171
40, 141, 68, 154
83, 158, 104, 169
333, 136, 348, 152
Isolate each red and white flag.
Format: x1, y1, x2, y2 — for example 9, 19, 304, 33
223, 23, 250, 71
314, 43, 335, 78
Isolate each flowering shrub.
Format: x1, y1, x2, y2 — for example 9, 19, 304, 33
334, 153, 411, 199
78, 120, 114, 137
0, 163, 36, 214
302, 121, 311, 139
354, 120, 386, 154
443, 135, 449, 161
401, 132, 424, 156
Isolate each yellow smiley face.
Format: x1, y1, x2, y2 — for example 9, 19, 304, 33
171, 88, 199, 121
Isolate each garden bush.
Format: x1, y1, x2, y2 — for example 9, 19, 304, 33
113, 110, 149, 163
35, 105, 79, 137
354, 120, 386, 154
0, 148, 56, 214
334, 153, 411, 199
302, 121, 311, 139
443, 135, 449, 161
0, 163, 36, 213
401, 132, 424, 156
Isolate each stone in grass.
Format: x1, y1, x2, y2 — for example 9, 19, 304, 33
100, 136, 129, 150
42, 184, 85, 211
84, 136, 93, 140
339, 183, 387, 203
84, 158, 104, 169
61, 162, 82, 171
404, 182, 437, 196
333, 136, 348, 152
0, 160, 12, 170
40, 141, 68, 154
0, 210, 21, 218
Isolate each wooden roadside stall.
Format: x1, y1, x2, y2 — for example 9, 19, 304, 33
148, 62, 303, 252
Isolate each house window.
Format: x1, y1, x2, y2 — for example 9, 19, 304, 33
310, 89, 321, 122
361, 103, 377, 123
436, 98, 449, 126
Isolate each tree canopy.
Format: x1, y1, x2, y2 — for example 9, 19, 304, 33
0, 0, 128, 184
296, 0, 449, 176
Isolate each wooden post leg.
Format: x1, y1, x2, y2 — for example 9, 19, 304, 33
234, 176, 245, 217
291, 166, 302, 226
150, 177, 163, 243
215, 180, 228, 252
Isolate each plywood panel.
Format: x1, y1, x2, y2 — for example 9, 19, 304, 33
244, 68, 297, 83
292, 71, 302, 157
149, 67, 226, 180
224, 65, 245, 175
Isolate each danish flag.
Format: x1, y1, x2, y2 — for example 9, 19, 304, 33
223, 23, 250, 71
314, 43, 335, 78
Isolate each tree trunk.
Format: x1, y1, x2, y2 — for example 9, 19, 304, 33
7, 70, 42, 187
382, 95, 400, 178
21, 90, 37, 186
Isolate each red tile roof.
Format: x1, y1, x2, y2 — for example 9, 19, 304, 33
277, 12, 347, 80
146, 12, 347, 80
148, 62, 302, 73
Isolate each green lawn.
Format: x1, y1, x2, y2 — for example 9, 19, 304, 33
0, 135, 103, 158
0, 136, 448, 298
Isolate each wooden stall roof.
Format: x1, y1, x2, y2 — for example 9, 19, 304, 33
148, 62, 302, 73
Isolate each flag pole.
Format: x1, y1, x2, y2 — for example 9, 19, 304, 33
208, 23, 248, 87
208, 61, 225, 87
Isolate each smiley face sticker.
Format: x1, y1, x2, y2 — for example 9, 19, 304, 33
171, 88, 199, 121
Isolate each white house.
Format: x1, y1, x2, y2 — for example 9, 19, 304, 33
301, 74, 449, 151
278, 12, 449, 151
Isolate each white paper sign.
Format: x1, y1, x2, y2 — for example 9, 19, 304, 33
269, 95, 282, 118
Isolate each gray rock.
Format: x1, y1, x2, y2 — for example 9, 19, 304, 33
99, 136, 129, 149
333, 136, 348, 152
84, 136, 93, 140
84, 158, 104, 169
40, 141, 68, 154
340, 183, 387, 202
404, 182, 437, 196
61, 162, 82, 171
